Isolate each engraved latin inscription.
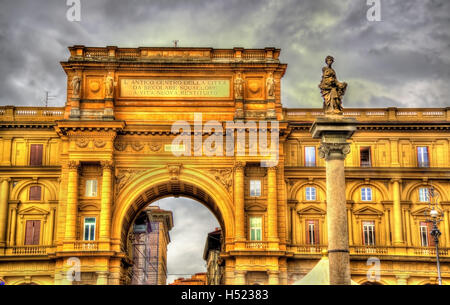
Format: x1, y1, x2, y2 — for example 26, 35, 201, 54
120, 78, 230, 98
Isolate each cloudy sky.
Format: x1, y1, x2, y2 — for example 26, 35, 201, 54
1, 0, 449, 284
154, 197, 219, 284
0, 0, 449, 108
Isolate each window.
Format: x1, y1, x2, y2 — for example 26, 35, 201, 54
85, 179, 98, 197
417, 146, 429, 167
420, 222, 429, 247
306, 187, 316, 201
304, 146, 316, 167
83, 217, 96, 241
360, 147, 371, 167
362, 221, 375, 246
306, 220, 319, 245
361, 187, 373, 201
419, 188, 430, 202
29, 144, 43, 166
249, 180, 261, 197
24, 220, 41, 245
29, 186, 42, 201
249, 216, 262, 241
419, 221, 435, 247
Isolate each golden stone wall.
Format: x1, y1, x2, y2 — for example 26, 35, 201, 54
0, 46, 449, 285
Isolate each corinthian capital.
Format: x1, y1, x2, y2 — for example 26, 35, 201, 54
318, 142, 350, 160
100, 160, 115, 171
233, 161, 245, 172
67, 160, 80, 170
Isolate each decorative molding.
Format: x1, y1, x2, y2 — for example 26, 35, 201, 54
93, 139, 106, 148
115, 168, 147, 197
100, 160, 114, 171
167, 164, 182, 181
208, 168, 233, 193
131, 142, 144, 152
318, 142, 350, 160
67, 160, 80, 170
76, 138, 89, 148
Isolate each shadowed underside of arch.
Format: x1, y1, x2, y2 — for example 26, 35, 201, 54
120, 181, 226, 253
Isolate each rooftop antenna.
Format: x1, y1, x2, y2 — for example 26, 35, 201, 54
172, 40, 179, 48
44, 91, 57, 107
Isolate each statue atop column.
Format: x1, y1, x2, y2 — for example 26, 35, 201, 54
234, 72, 244, 99
105, 74, 114, 98
318, 56, 347, 116
71, 75, 81, 98
266, 72, 276, 99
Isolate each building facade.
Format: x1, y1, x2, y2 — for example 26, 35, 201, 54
130, 206, 172, 285
203, 228, 224, 285
0, 46, 449, 285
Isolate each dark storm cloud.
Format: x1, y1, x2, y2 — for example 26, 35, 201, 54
1, 0, 449, 108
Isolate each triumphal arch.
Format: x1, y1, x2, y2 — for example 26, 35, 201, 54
0, 46, 449, 285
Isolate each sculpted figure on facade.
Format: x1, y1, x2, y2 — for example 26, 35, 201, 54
105, 74, 114, 98
234, 72, 244, 99
71, 75, 81, 98
266, 72, 276, 99
318, 56, 347, 115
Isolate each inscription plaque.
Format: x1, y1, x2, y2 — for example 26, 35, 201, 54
120, 78, 230, 98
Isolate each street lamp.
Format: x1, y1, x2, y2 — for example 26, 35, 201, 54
425, 186, 443, 285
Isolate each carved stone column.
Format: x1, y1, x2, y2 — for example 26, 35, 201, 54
96, 271, 109, 285
0, 178, 10, 247
9, 206, 17, 246
234, 162, 245, 244
267, 166, 279, 245
310, 117, 356, 285
234, 270, 246, 285
391, 179, 404, 245
267, 270, 279, 285
288, 199, 298, 244
99, 161, 113, 245
64, 161, 79, 242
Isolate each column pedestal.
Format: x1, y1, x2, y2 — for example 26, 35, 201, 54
310, 117, 356, 285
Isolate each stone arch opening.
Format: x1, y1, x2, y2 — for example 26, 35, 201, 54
120, 181, 226, 255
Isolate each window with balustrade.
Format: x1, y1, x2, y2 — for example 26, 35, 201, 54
83, 217, 96, 241
419, 221, 435, 247
362, 221, 376, 246
24, 220, 41, 245
417, 146, 429, 167
249, 216, 262, 241
306, 219, 319, 245
361, 187, 373, 201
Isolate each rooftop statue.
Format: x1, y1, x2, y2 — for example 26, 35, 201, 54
318, 56, 347, 116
